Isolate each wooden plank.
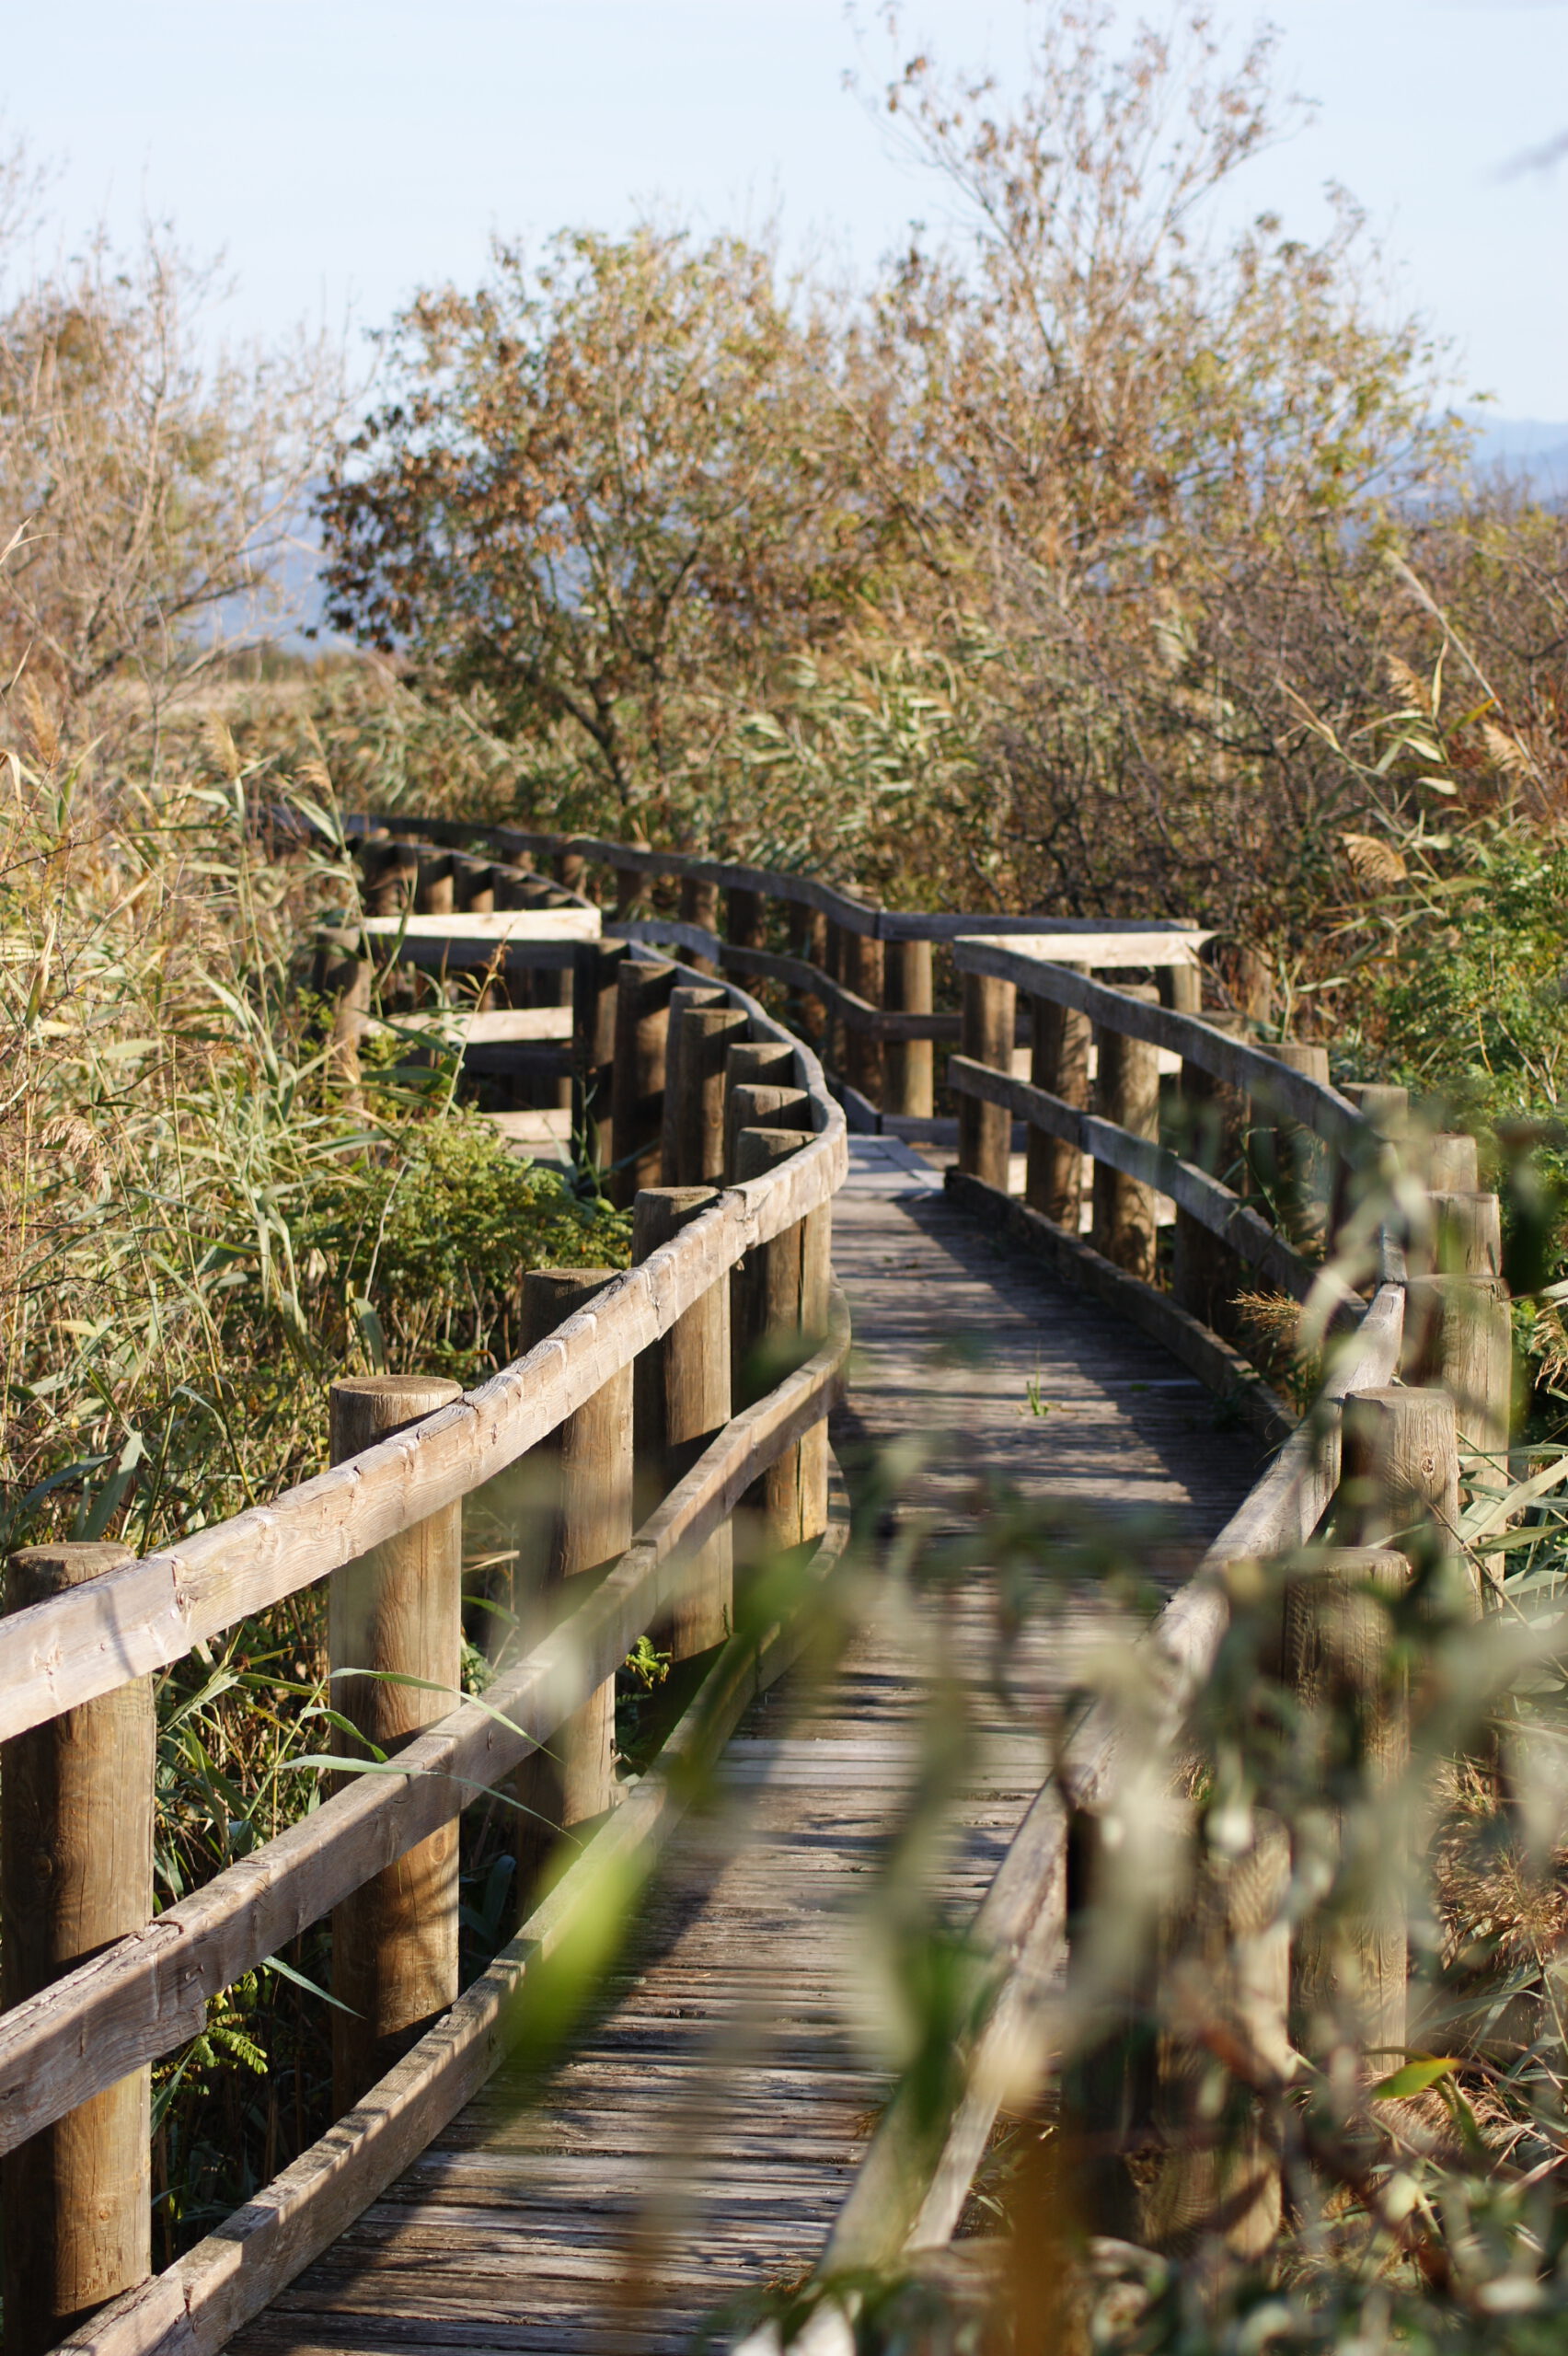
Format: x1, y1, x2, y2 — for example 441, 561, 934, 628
946, 1054, 1327, 1309
0, 1064, 846, 1746
59, 1477, 851, 2356
952, 938, 1370, 1160
363, 912, 601, 944
805, 1274, 1405, 2291
379, 1010, 575, 1045
0, 1304, 851, 2146
940, 1174, 1294, 1446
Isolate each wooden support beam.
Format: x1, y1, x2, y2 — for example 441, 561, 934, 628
840, 930, 885, 1108
667, 1001, 748, 1187
329, 1375, 465, 2112
1023, 969, 1089, 1228
1, 1544, 154, 2356
1284, 1548, 1410, 2072
732, 1128, 824, 1555
725, 884, 767, 952
1341, 1385, 1467, 1611
514, 1272, 633, 1903
884, 940, 934, 1118
658, 986, 728, 1187
723, 1082, 811, 1184
571, 940, 629, 1170
610, 958, 676, 1207
957, 972, 1014, 1190
632, 1189, 733, 1656
1091, 985, 1159, 1280
677, 876, 721, 974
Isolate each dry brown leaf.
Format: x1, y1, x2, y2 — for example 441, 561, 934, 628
1341, 831, 1408, 888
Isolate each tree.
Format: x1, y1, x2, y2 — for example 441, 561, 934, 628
0, 196, 341, 716
852, 3, 1470, 942
317, 225, 904, 839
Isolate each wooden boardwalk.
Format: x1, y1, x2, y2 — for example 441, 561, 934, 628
235, 1144, 1261, 2356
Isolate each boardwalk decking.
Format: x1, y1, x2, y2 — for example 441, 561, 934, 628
234, 1144, 1261, 2356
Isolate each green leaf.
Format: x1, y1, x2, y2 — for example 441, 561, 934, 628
1371, 2055, 1463, 2099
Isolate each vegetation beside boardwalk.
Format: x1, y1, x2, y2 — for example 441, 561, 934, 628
4, 0, 1568, 2336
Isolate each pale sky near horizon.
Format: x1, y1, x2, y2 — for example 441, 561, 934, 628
6, 1, 1567, 419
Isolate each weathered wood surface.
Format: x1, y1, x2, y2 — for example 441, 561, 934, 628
952, 937, 1370, 1161
225, 1139, 1262, 2356
0, 1081, 846, 1750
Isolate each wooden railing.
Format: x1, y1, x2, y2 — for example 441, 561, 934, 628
6, 814, 1515, 2356
337, 814, 1207, 1137
731, 933, 1513, 2351
0, 859, 853, 2356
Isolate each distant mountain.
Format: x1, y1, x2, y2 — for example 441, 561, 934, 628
1458, 411, 1568, 494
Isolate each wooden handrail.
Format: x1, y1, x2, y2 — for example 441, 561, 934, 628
0, 986, 844, 1747
952, 936, 1371, 1162
0, 1294, 850, 2154
733, 1284, 1409, 2355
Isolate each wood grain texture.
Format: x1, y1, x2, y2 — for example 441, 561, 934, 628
329, 1378, 466, 2112
0, 1302, 851, 2153
212, 1161, 1243, 2356
1, 1546, 153, 2356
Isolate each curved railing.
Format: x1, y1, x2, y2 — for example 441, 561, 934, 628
4, 814, 1505, 2356
0, 848, 853, 2356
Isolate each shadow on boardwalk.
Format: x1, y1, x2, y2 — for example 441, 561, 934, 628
234, 1147, 1262, 2356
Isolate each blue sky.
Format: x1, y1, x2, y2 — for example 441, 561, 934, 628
6, 1, 1567, 418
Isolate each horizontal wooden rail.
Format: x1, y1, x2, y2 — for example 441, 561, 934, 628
366, 815, 1201, 949
953, 937, 1369, 1164
947, 1054, 1329, 1309
771, 1281, 1406, 2326
0, 1034, 845, 1749
0, 1292, 850, 2154
70, 1467, 855, 2356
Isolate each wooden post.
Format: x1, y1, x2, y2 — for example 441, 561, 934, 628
1091, 986, 1159, 1279
1171, 1055, 1239, 1333
1427, 1133, 1479, 1192
415, 855, 455, 914
884, 938, 934, 1120
632, 1188, 733, 1655
571, 939, 629, 1171
788, 901, 829, 1050
329, 1374, 465, 2110
514, 1271, 632, 1900
658, 984, 727, 1186
723, 1080, 810, 1183
958, 970, 1015, 1191
725, 884, 767, 951
1283, 1549, 1410, 2071
1143, 1816, 1291, 2256
1333, 1083, 1409, 1254
732, 1127, 826, 1556
1403, 1272, 1513, 1589
670, 1003, 749, 1186
822, 918, 845, 1077
1158, 961, 1204, 1017
610, 957, 676, 1207
841, 929, 885, 1109
1341, 1385, 1467, 1610
613, 864, 651, 918
314, 929, 371, 1097
1024, 968, 1090, 1227
726, 1038, 796, 1094
552, 846, 588, 898
1431, 1189, 1504, 1278
1261, 1043, 1332, 1251
461, 861, 496, 914
678, 875, 721, 974
1063, 1802, 1290, 2257
363, 841, 417, 917
1, 1544, 154, 2356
